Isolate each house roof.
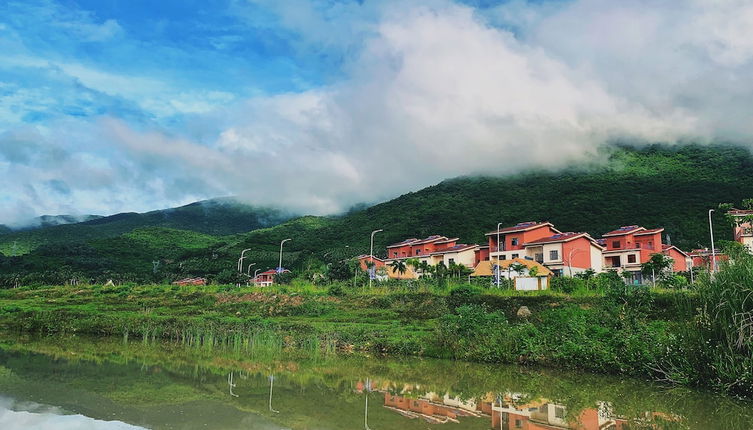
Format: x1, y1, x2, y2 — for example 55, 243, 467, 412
602, 225, 645, 237
524, 232, 586, 245
634, 228, 664, 236
471, 258, 553, 277
411, 235, 449, 245
430, 244, 478, 255
485, 222, 559, 236
434, 237, 459, 244
259, 269, 290, 276
357, 255, 385, 263
662, 244, 689, 257
386, 238, 420, 248
728, 209, 753, 216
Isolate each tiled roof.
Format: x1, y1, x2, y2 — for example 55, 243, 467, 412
412, 235, 448, 245
634, 228, 664, 236
485, 222, 557, 236
435, 237, 460, 244
430, 244, 477, 254
386, 238, 420, 248
524, 232, 586, 245
602, 225, 644, 236
728, 209, 753, 215
471, 258, 553, 277
662, 244, 689, 257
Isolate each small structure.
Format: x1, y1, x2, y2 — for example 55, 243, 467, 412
254, 269, 290, 287
472, 258, 552, 290
661, 244, 691, 272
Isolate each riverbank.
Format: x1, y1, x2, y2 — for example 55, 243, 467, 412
0, 254, 751, 398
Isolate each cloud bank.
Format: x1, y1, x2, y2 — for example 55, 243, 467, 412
2, 0, 753, 223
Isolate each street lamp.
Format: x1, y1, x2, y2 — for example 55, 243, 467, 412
237, 248, 252, 273
253, 268, 261, 286
278, 239, 291, 273
708, 209, 717, 273
496, 222, 503, 288
369, 229, 383, 289
246, 262, 256, 276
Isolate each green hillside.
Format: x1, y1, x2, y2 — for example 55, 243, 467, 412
0, 198, 294, 256
2, 143, 753, 285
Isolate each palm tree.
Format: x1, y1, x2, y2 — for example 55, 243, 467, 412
509, 262, 527, 278
389, 259, 407, 279
418, 260, 432, 277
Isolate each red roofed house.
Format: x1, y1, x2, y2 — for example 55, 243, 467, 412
385, 235, 460, 260
254, 269, 290, 287
485, 222, 560, 262
661, 245, 690, 272
356, 254, 386, 271
600, 225, 665, 284
728, 209, 753, 252
688, 248, 727, 270
523, 232, 604, 276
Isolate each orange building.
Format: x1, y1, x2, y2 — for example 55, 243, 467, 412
661, 245, 690, 272
728, 209, 753, 252
385, 235, 459, 259
688, 248, 727, 270
486, 222, 560, 261
600, 225, 665, 283
523, 232, 604, 276
254, 269, 290, 287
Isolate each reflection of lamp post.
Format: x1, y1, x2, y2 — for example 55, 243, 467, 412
228, 372, 238, 398
364, 377, 372, 430
269, 375, 279, 413
496, 222, 503, 288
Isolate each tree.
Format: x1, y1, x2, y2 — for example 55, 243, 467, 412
528, 265, 539, 277
389, 259, 407, 279
641, 253, 674, 287
418, 260, 432, 277
509, 262, 527, 278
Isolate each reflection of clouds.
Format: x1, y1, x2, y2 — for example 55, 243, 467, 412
0, 396, 144, 430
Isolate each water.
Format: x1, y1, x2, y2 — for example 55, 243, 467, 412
0, 334, 751, 429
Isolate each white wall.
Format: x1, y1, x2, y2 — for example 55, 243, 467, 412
590, 244, 604, 273
515, 277, 548, 290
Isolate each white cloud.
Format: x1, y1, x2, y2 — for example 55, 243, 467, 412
3, 0, 753, 222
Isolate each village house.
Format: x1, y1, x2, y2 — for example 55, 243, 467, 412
728, 208, 753, 252
661, 244, 691, 272
472, 258, 552, 290
384, 235, 484, 269
254, 269, 290, 287
485, 222, 560, 261
599, 225, 665, 283
521, 232, 604, 276
688, 248, 727, 270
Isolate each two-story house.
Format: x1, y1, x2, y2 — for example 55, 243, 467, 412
485, 222, 560, 261
522, 232, 604, 276
600, 225, 664, 283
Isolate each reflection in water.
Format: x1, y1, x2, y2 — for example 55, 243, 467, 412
0, 395, 145, 430
0, 334, 751, 429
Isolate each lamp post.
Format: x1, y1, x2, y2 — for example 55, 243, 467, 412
253, 268, 261, 286
369, 229, 383, 289
278, 239, 291, 273
246, 263, 256, 276
708, 209, 717, 273
237, 248, 252, 273
268, 375, 279, 413
496, 222, 503, 288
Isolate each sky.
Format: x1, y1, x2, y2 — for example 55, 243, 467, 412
1, 0, 753, 225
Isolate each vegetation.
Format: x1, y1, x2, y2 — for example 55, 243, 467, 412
3, 143, 753, 286
1, 247, 752, 398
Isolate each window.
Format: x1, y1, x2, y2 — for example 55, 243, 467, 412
500, 255, 506, 260
549, 250, 559, 260
515, 419, 523, 428
612, 241, 621, 248
511, 253, 519, 258
511, 237, 519, 246
416, 250, 421, 255
647, 241, 653, 249
628, 254, 637, 263
636, 242, 641, 248
555, 407, 566, 419
448, 258, 455, 264
534, 253, 544, 263
393, 252, 398, 257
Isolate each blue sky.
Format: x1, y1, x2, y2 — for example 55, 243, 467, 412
1, 0, 752, 224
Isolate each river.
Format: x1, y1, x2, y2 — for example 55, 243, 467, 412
0, 333, 751, 429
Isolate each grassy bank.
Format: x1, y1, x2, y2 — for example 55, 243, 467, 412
1, 252, 751, 398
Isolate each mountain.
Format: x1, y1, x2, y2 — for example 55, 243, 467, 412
3, 143, 753, 285
0, 215, 104, 233
0, 198, 295, 256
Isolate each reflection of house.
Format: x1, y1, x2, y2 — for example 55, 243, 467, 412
382, 393, 485, 424
172, 277, 206, 286
599, 226, 665, 283
728, 209, 753, 252
490, 399, 635, 430
254, 269, 290, 286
